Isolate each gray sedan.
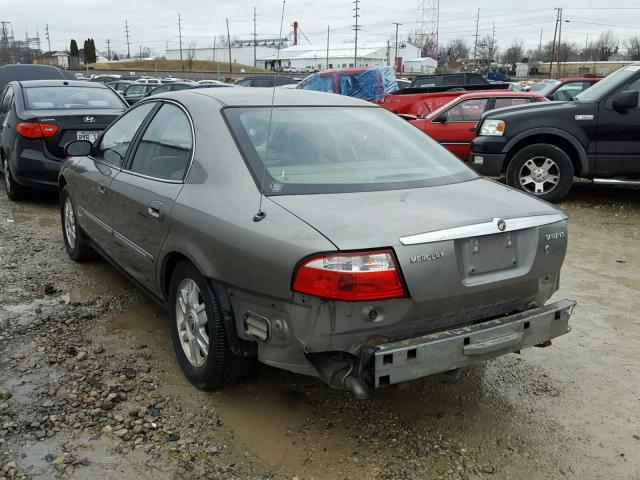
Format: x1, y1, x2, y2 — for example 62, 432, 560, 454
59, 88, 575, 398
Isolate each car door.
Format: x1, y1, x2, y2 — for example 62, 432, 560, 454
104, 102, 193, 290
74, 102, 157, 255
423, 97, 489, 160
595, 76, 640, 177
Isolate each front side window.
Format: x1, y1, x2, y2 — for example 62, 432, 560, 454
444, 98, 488, 122
96, 103, 155, 167
129, 104, 193, 180
23, 86, 124, 109
225, 106, 477, 195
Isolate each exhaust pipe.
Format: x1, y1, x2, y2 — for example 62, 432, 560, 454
307, 353, 368, 400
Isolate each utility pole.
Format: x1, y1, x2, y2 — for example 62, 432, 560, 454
386, 39, 390, 66
472, 9, 480, 71
549, 8, 560, 78
165, 40, 170, 55
392, 22, 401, 72
45, 24, 51, 51
537, 27, 543, 64
253, 7, 257, 67
326, 26, 330, 69
352, 0, 360, 66
226, 18, 232, 73
557, 8, 564, 76
178, 13, 183, 61
212, 36, 216, 64
125, 20, 131, 58
139, 45, 142, 60
106, 39, 111, 61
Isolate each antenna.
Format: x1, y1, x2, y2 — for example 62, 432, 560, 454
254, 0, 286, 223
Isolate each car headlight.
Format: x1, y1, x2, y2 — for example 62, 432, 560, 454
479, 119, 505, 136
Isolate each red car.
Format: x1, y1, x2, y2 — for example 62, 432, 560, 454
410, 91, 547, 160
529, 76, 601, 101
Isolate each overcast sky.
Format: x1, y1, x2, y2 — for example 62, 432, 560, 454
3, 0, 640, 56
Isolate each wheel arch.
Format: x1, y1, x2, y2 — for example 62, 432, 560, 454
503, 128, 588, 177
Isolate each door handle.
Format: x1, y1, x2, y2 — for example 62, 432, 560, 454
147, 200, 164, 219
97, 185, 107, 194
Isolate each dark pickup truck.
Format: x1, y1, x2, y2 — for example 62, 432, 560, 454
470, 64, 640, 202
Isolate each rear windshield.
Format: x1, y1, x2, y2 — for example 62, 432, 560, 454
24, 86, 124, 110
224, 106, 477, 195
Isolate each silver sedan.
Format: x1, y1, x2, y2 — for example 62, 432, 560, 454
59, 88, 575, 398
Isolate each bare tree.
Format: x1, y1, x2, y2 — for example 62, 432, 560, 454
542, 40, 579, 63
477, 34, 498, 67
186, 42, 196, 71
502, 39, 524, 65
623, 35, 640, 60
446, 38, 470, 60
583, 30, 618, 61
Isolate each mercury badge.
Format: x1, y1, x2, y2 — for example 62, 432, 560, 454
410, 251, 445, 263
496, 218, 506, 231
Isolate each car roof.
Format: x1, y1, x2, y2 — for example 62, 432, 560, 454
557, 76, 602, 82
162, 87, 374, 107
455, 91, 544, 99
17, 80, 109, 89
0, 64, 76, 90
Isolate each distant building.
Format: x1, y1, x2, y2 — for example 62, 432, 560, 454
538, 60, 636, 77
165, 39, 286, 68
515, 63, 529, 78
258, 42, 422, 71
33, 51, 69, 69
404, 57, 437, 74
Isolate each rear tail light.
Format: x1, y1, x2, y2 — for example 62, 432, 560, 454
16, 122, 59, 139
292, 249, 407, 301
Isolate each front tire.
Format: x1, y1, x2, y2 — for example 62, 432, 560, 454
168, 261, 251, 389
3, 157, 28, 201
60, 186, 97, 261
506, 143, 574, 203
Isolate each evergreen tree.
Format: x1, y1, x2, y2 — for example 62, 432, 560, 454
70, 39, 79, 58
89, 38, 97, 63
83, 39, 90, 65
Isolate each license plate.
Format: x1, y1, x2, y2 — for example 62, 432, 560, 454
77, 130, 101, 143
462, 232, 517, 275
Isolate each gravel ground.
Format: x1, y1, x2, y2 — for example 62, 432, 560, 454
0, 181, 639, 480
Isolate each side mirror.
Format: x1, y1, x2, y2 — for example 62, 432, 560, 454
64, 140, 93, 157
612, 90, 639, 110
433, 114, 447, 123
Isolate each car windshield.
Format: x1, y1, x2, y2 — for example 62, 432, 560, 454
530, 81, 559, 94
23, 86, 123, 110
224, 106, 477, 195
575, 66, 640, 102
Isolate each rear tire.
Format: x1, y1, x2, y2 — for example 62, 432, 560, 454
60, 186, 98, 261
168, 261, 251, 389
3, 157, 27, 201
506, 143, 574, 203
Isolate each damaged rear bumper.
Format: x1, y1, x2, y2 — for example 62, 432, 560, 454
362, 299, 576, 388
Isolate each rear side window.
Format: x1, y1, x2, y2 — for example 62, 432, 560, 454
494, 97, 532, 109
129, 104, 193, 180
23, 86, 123, 110
97, 103, 155, 167
442, 75, 464, 86
0, 87, 13, 113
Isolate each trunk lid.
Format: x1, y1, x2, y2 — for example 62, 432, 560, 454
271, 178, 567, 302
23, 109, 123, 159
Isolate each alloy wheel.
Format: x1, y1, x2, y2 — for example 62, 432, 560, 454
518, 156, 560, 195
175, 278, 209, 367
63, 196, 77, 249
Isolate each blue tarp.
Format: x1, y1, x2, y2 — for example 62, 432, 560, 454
299, 66, 399, 102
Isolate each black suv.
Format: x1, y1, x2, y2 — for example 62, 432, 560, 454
471, 64, 640, 202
